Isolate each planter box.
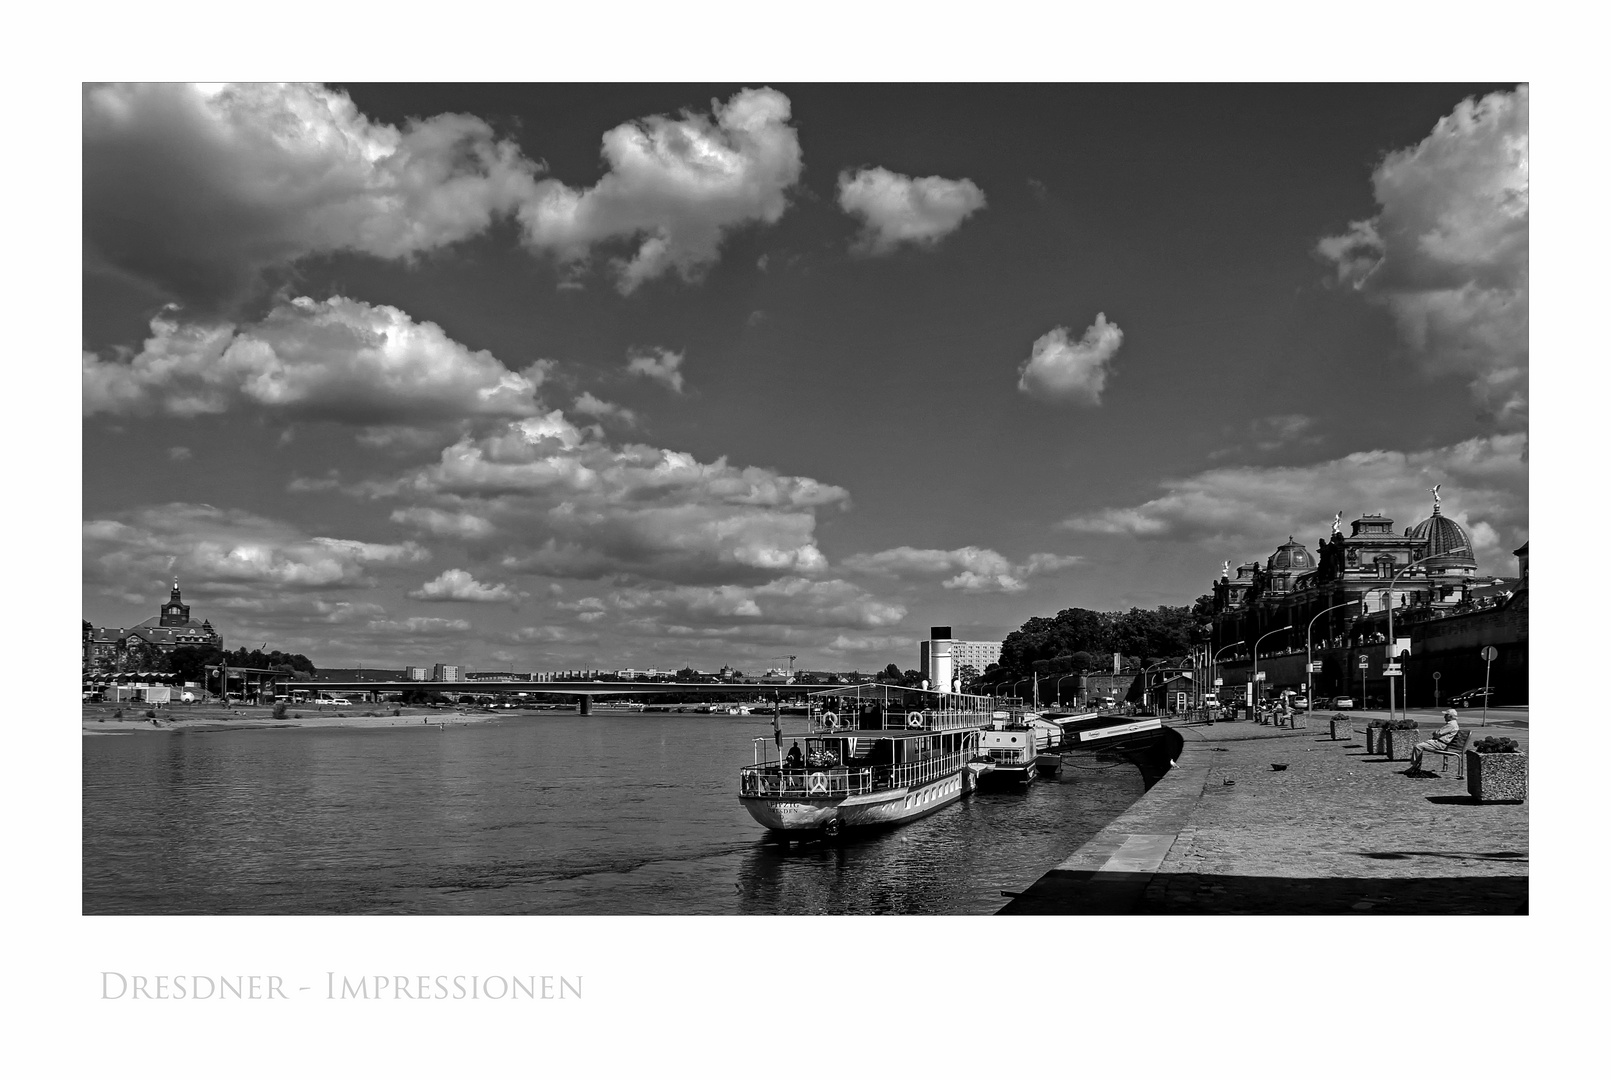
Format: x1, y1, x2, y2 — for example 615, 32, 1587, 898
1466, 751, 1527, 803
1330, 717, 1353, 741
1364, 726, 1381, 754
1383, 728, 1420, 761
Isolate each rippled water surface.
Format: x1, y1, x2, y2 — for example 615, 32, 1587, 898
83, 713, 1145, 914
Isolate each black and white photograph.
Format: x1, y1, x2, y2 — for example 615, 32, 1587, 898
81, 78, 1530, 918
44, 9, 1586, 1074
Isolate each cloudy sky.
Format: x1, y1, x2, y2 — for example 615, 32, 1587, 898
81, 82, 1528, 675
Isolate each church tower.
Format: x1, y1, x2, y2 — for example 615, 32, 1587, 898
159, 579, 191, 627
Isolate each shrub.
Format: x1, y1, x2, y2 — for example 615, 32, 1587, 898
1331, 713, 1348, 723
145, 709, 157, 720
113, 709, 123, 719
1473, 736, 1520, 754
293, 713, 302, 719
272, 703, 287, 719
1389, 717, 1418, 730
392, 708, 401, 717
1366, 716, 1390, 728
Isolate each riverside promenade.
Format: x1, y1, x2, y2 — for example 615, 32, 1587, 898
999, 709, 1528, 915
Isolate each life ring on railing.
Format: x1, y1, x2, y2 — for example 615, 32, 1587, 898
907, 711, 925, 728
808, 772, 829, 795
822, 711, 839, 730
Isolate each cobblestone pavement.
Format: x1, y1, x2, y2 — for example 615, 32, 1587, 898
1000, 716, 1528, 915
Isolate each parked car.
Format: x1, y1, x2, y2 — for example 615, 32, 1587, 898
1332, 696, 1355, 710
1293, 696, 1309, 710
1449, 686, 1494, 707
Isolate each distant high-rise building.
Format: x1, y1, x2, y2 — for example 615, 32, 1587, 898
405, 667, 428, 681
432, 664, 461, 682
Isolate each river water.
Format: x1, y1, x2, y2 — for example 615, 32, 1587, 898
82, 711, 1146, 915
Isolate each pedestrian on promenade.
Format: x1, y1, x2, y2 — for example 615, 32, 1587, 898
1408, 709, 1460, 775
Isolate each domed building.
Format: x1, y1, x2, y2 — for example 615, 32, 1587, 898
1203, 487, 1524, 710
1408, 502, 1479, 606
1265, 537, 1315, 593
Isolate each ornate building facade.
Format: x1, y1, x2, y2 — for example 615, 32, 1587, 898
1212, 497, 1481, 655
1208, 492, 1526, 706
83, 580, 223, 675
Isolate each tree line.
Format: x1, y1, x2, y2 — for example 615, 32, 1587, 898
163, 645, 318, 683
965, 598, 1214, 692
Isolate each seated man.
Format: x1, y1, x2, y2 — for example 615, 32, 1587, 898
1408, 710, 1460, 774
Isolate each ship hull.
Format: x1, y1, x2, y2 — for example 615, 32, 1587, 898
739, 769, 968, 834
975, 761, 1037, 789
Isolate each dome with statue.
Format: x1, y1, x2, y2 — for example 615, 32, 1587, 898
1268, 537, 1314, 573
1409, 508, 1477, 570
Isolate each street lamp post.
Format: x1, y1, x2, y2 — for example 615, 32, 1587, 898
1140, 660, 1169, 715
1252, 626, 1293, 723
1212, 641, 1244, 710
1056, 673, 1077, 707
1385, 545, 1469, 724
1306, 600, 1360, 708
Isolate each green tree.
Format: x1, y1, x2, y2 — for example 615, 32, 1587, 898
165, 645, 224, 683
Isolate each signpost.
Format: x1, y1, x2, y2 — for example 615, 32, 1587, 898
1433, 670, 1441, 709
1358, 654, 1368, 710
1480, 646, 1498, 726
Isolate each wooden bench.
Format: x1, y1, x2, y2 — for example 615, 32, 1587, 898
1422, 730, 1473, 778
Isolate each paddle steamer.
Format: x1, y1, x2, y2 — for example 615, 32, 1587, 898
737, 684, 992, 839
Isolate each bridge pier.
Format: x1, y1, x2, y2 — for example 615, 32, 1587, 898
577, 696, 591, 716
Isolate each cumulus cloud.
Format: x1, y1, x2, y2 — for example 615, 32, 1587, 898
83, 296, 545, 429
378, 414, 846, 583
608, 577, 905, 630
1016, 314, 1124, 405
389, 506, 496, 540
624, 348, 686, 393
837, 167, 986, 254
517, 88, 802, 294
366, 616, 472, 634
408, 568, 521, 602
1060, 433, 1528, 566
824, 634, 917, 655
1317, 86, 1528, 426
843, 546, 1081, 594
83, 83, 543, 314
572, 392, 638, 425
167, 446, 192, 461
82, 503, 429, 595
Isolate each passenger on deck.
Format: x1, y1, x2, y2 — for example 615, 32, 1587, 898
785, 742, 804, 769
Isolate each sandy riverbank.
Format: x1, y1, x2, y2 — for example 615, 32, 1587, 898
82, 701, 507, 734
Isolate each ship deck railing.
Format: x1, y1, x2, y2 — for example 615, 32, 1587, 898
740, 749, 976, 798
805, 707, 994, 734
